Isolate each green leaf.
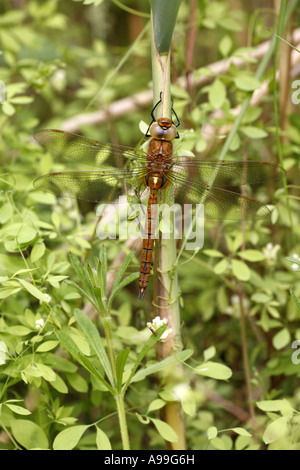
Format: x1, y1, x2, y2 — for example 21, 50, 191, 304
290, 289, 300, 316
272, 328, 291, 350
18, 279, 49, 302
240, 126, 268, 139
231, 427, 252, 437
203, 249, 224, 258
53, 425, 89, 450
207, 426, 218, 439
96, 426, 112, 450
74, 309, 113, 385
231, 259, 250, 281
116, 348, 130, 391
50, 374, 68, 394
208, 78, 226, 109
234, 76, 261, 91
150, 0, 182, 54
214, 258, 228, 275
109, 251, 136, 302
263, 415, 290, 444
10, 419, 48, 449
219, 34, 232, 57
36, 340, 59, 352
30, 242, 46, 263
194, 361, 232, 380
238, 250, 265, 262
108, 272, 139, 307
69, 253, 95, 303
147, 399, 166, 414
66, 372, 88, 393
4, 404, 31, 415
131, 349, 193, 383
56, 330, 113, 393
122, 325, 167, 392
150, 418, 178, 443
256, 399, 293, 413
203, 345, 216, 361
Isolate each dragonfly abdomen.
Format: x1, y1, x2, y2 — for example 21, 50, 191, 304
138, 188, 159, 300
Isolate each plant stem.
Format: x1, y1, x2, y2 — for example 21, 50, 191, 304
150, 10, 186, 450
115, 394, 130, 450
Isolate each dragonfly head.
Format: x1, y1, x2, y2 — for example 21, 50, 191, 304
149, 118, 177, 141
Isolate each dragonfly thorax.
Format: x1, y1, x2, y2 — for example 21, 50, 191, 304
145, 172, 167, 190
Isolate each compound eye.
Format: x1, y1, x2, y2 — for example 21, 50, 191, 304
149, 122, 164, 139
163, 125, 177, 141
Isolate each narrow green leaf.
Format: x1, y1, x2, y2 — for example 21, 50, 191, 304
122, 325, 167, 392
65, 279, 98, 311
110, 251, 136, 300
116, 348, 130, 391
56, 330, 113, 393
290, 289, 300, 316
99, 246, 107, 293
53, 425, 89, 450
109, 272, 139, 307
69, 253, 95, 301
74, 309, 113, 385
131, 349, 193, 383
78, 354, 114, 394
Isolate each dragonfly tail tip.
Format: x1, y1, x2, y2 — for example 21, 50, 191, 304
138, 287, 146, 300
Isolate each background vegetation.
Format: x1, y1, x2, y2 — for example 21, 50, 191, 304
1, 0, 300, 450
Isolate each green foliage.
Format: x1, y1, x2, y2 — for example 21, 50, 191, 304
0, 0, 300, 451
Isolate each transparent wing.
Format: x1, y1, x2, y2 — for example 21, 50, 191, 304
33, 168, 148, 203
166, 172, 271, 220
33, 129, 148, 168
172, 159, 285, 187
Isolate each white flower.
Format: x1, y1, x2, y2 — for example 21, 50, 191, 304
291, 254, 300, 271
35, 318, 45, 330
172, 382, 190, 401
263, 243, 280, 265
147, 316, 173, 341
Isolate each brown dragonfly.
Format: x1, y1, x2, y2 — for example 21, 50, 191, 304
33, 111, 284, 299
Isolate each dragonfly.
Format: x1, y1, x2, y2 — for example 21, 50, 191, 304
33, 104, 285, 299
